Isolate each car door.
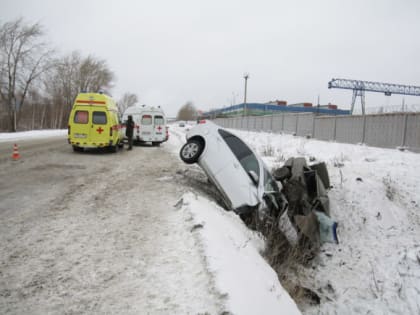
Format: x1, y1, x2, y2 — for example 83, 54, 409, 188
214, 129, 259, 208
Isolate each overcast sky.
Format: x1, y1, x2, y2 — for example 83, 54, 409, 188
1, 0, 419, 116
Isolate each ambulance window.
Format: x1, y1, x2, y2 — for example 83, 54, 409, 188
74, 111, 89, 124
141, 115, 152, 125
93, 111, 107, 124
154, 116, 164, 125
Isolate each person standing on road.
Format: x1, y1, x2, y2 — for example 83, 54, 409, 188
126, 115, 135, 150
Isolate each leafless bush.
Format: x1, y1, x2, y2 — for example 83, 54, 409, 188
261, 144, 275, 156
242, 210, 319, 305
264, 226, 320, 305
383, 175, 396, 201
332, 153, 349, 168
275, 153, 286, 163
296, 140, 307, 156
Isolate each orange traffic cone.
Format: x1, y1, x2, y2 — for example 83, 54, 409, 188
12, 143, 21, 160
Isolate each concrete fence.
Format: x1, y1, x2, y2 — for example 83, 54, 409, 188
213, 112, 420, 153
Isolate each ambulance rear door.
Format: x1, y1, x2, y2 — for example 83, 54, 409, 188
140, 113, 154, 142
71, 106, 92, 146
90, 109, 109, 146
153, 115, 166, 141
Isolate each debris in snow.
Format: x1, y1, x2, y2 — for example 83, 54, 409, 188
191, 223, 204, 232
273, 157, 338, 251
252, 156, 340, 305
174, 197, 184, 209
364, 157, 376, 162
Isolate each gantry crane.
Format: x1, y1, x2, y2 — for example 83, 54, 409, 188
328, 78, 420, 114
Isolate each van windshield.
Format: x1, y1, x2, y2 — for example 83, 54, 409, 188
141, 115, 152, 125
154, 116, 164, 125
93, 111, 107, 124
74, 111, 88, 124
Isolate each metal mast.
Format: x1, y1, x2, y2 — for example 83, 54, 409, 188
328, 78, 420, 114
243, 73, 249, 116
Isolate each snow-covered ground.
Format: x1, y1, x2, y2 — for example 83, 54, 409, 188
237, 129, 420, 314
169, 122, 420, 315
1, 125, 419, 314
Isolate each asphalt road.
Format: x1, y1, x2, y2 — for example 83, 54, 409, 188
0, 135, 222, 314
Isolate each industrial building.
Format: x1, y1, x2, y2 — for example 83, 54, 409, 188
202, 102, 350, 118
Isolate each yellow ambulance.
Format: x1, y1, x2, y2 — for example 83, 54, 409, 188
67, 92, 124, 152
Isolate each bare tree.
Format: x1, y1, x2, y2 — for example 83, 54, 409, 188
177, 101, 197, 121
44, 52, 82, 129
0, 18, 54, 131
78, 55, 114, 94
44, 51, 116, 129
117, 92, 138, 113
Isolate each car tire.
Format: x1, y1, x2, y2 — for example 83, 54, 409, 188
180, 139, 204, 164
109, 145, 118, 153
72, 145, 83, 152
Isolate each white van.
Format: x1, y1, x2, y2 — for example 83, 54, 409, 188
121, 105, 168, 146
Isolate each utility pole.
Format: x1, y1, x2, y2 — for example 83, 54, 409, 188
243, 73, 249, 116
317, 94, 320, 115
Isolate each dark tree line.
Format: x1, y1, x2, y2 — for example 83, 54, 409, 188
0, 18, 138, 132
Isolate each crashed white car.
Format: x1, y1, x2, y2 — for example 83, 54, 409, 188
179, 120, 287, 216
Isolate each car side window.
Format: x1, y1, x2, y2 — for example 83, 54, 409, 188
218, 129, 260, 182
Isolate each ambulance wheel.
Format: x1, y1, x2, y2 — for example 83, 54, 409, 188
72, 145, 84, 152
109, 145, 118, 153
118, 141, 124, 148
152, 142, 160, 147
180, 139, 204, 164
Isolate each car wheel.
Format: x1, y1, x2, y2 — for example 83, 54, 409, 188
72, 145, 83, 152
180, 139, 204, 164
109, 145, 118, 153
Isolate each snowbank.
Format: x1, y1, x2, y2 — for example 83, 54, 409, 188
180, 192, 302, 315
0, 129, 67, 142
